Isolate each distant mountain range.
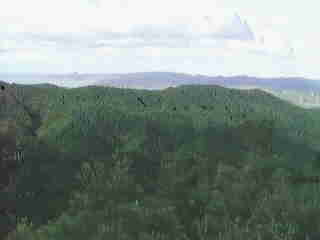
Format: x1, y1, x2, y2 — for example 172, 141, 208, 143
2, 72, 320, 108
92, 72, 320, 92
1, 72, 320, 92
92, 72, 320, 108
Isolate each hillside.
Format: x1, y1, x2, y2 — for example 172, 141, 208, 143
2, 83, 320, 239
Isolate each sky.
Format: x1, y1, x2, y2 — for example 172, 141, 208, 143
0, 0, 319, 79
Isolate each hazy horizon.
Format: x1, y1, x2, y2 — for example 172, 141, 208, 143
0, 71, 318, 80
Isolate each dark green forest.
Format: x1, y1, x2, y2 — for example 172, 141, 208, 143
2, 82, 320, 239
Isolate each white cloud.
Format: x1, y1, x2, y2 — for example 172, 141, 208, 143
213, 14, 255, 41
0, 0, 318, 78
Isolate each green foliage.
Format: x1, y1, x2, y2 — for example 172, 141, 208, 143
3, 83, 320, 239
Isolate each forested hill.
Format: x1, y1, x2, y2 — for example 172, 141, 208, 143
2, 82, 320, 239
1, 81, 319, 166
1, 82, 317, 147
